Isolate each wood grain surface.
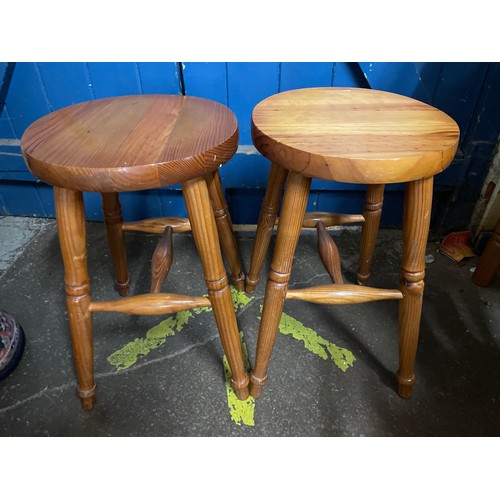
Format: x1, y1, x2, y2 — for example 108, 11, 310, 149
21, 94, 239, 192
286, 284, 403, 304
252, 87, 460, 184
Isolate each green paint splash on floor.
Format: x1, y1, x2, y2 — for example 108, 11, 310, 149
223, 333, 256, 427
107, 310, 194, 370
276, 311, 356, 372
106, 286, 355, 429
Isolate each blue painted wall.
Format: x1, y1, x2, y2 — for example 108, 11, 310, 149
1, 62, 499, 230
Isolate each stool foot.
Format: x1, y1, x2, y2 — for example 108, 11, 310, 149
249, 373, 267, 398
232, 377, 250, 400
231, 272, 246, 292
77, 384, 97, 410
356, 274, 369, 286
114, 279, 130, 296
245, 276, 259, 294
396, 373, 414, 399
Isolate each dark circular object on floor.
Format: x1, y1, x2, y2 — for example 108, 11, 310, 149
0, 309, 26, 381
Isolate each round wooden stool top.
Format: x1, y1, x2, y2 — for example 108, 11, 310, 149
21, 94, 239, 192
251, 87, 460, 184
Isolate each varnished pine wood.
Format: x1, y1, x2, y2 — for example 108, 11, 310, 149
252, 88, 459, 184
150, 226, 173, 294
286, 284, 403, 304
249, 88, 459, 400
90, 293, 210, 315
317, 221, 343, 284
245, 162, 289, 293
357, 184, 385, 285
472, 217, 500, 287
123, 217, 191, 234
21, 95, 239, 192
249, 172, 312, 398
182, 177, 249, 400
301, 212, 365, 228
22, 94, 245, 410
205, 170, 245, 291
102, 192, 129, 296
54, 187, 95, 410
396, 177, 434, 399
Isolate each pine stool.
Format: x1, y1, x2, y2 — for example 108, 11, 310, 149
246, 87, 459, 399
21, 94, 249, 409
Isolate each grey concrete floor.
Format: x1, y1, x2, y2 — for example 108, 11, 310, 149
0, 215, 499, 436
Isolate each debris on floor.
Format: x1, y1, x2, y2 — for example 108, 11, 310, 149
438, 231, 476, 263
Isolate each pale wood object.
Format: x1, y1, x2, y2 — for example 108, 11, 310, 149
21, 95, 249, 409
248, 87, 460, 400
472, 216, 500, 287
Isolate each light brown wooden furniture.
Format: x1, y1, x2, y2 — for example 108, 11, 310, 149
21, 94, 249, 409
246, 87, 460, 399
472, 216, 500, 287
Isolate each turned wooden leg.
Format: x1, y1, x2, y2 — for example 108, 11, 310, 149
472, 217, 500, 287
102, 192, 129, 296
249, 172, 312, 397
54, 187, 96, 410
205, 170, 245, 291
246, 162, 289, 293
182, 176, 250, 400
396, 177, 433, 399
357, 184, 384, 285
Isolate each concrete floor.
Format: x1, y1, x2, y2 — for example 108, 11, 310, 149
0, 215, 499, 436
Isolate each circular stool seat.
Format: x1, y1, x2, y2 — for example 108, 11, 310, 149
246, 87, 460, 402
22, 94, 239, 192
20, 94, 249, 410
252, 87, 459, 184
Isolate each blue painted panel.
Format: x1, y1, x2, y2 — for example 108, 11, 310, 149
279, 63, 333, 91
0, 106, 16, 138
119, 190, 164, 221
158, 188, 187, 218
0, 181, 45, 216
462, 63, 500, 146
219, 153, 274, 189
35, 183, 55, 217
0, 62, 6, 84
5, 63, 52, 138
87, 63, 142, 98
37, 62, 94, 109
0, 144, 26, 172
227, 62, 280, 144
332, 63, 366, 87
432, 63, 488, 144
414, 62, 444, 101
137, 63, 181, 94
183, 63, 227, 104
359, 62, 434, 102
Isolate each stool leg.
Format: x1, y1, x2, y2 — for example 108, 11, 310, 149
472, 217, 500, 287
397, 177, 433, 399
205, 170, 245, 291
182, 177, 250, 400
101, 192, 129, 296
54, 187, 96, 410
249, 172, 312, 397
357, 184, 384, 285
246, 162, 289, 293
